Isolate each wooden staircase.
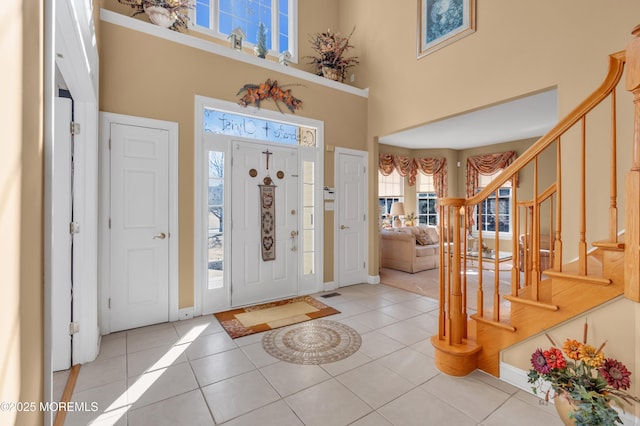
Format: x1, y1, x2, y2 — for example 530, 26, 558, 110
431, 25, 640, 378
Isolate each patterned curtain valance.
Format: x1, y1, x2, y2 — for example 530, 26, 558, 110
465, 151, 517, 199
378, 153, 448, 197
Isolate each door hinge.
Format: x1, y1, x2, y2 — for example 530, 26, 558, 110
69, 222, 80, 234
108, 298, 111, 309
70, 121, 81, 135
108, 138, 111, 150
108, 218, 111, 229
363, 261, 366, 269
363, 213, 366, 221
69, 322, 80, 335
363, 166, 366, 173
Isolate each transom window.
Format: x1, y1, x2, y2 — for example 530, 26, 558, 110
194, 0, 297, 59
475, 171, 512, 234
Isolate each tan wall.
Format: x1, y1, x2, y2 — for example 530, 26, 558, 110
99, 13, 368, 305
101, 0, 346, 80
343, 0, 640, 262
0, 0, 44, 424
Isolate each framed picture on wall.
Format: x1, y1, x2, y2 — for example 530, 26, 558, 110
417, 0, 476, 58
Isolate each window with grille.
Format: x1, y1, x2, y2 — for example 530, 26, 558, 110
475, 171, 512, 234
194, 0, 297, 60
417, 173, 437, 226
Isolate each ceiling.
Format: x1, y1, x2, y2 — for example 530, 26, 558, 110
378, 89, 558, 150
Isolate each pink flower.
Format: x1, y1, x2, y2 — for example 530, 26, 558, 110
531, 348, 551, 374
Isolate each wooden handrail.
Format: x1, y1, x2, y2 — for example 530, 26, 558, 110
464, 51, 626, 207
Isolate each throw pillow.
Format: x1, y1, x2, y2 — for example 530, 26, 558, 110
416, 235, 429, 245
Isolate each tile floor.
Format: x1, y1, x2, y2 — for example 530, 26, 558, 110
55, 284, 564, 426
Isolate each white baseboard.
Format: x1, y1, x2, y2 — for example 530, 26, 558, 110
178, 307, 194, 321
368, 275, 380, 284
323, 281, 337, 291
500, 362, 639, 425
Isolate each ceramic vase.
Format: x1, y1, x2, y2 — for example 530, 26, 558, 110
144, 5, 175, 28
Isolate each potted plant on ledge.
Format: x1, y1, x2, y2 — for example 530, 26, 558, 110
306, 27, 359, 83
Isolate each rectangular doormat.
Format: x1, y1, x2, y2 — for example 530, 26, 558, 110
214, 295, 340, 339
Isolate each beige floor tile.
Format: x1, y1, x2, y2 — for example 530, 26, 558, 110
96, 333, 126, 361
319, 350, 372, 376
74, 355, 127, 393
421, 373, 512, 422
260, 361, 331, 397
67, 380, 128, 426
285, 379, 372, 426
336, 362, 414, 409
126, 344, 188, 378
482, 394, 565, 426
377, 347, 440, 385
128, 389, 214, 425
350, 311, 399, 329
126, 326, 180, 354
190, 348, 255, 387
127, 362, 198, 409
201, 370, 280, 423
358, 331, 405, 359
349, 411, 394, 426
239, 341, 280, 368
377, 387, 476, 426
378, 303, 423, 320
376, 321, 432, 346
221, 400, 304, 426
185, 330, 238, 360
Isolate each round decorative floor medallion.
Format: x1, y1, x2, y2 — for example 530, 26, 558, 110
262, 319, 361, 365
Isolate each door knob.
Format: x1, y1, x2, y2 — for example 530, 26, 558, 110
153, 232, 167, 240
340, 225, 350, 230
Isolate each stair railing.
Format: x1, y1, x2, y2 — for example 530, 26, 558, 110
435, 50, 626, 347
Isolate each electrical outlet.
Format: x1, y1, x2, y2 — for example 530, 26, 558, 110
350, 73, 355, 83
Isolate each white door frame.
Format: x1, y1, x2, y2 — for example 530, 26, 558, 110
45, 0, 101, 424
99, 112, 180, 334
334, 147, 368, 286
193, 95, 324, 316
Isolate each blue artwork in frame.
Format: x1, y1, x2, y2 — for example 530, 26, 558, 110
418, 0, 476, 58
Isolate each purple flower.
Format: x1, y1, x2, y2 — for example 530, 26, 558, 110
531, 348, 551, 374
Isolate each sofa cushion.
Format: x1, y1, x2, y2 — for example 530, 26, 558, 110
416, 245, 437, 257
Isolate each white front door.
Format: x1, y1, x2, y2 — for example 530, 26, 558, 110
110, 123, 170, 331
231, 141, 299, 306
336, 149, 368, 286
52, 96, 73, 371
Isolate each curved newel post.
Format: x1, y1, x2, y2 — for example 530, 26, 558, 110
624, 24, 640, 302
431, 198, 481, 376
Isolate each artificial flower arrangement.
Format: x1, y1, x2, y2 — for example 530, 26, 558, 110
237, 79, 303, 113
528, 323, 640, 425
116, 0, 192, 31
306, 27, 359, 82
404, 212, 417, 226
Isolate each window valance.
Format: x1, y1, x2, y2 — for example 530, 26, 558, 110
378, 153, 448, 197
465, 151, 517, 199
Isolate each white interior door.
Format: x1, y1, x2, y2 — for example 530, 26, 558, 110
110, 123, 170, 331
336, 149, 368, 286
52, 96, 72, 371
231, 141, 298, 306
